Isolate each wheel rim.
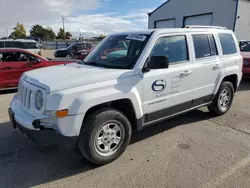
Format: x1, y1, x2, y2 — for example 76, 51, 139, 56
94, 120, 125, 157
66, 54, 71, 59
218, 87, 232, 111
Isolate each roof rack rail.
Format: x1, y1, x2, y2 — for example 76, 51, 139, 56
185, 25, 227, 30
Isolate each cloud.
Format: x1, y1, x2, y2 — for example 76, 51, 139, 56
0, 0, 151, 37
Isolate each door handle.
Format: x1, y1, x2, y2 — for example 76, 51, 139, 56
180, 70, 192, 77
213, 64, 222, 69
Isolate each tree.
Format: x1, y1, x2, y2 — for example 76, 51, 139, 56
99, 34, 106, 38
57, 28, 66, 39
65, 31, 72, 39
11, 23, 26, 39
29, 25, 56, 40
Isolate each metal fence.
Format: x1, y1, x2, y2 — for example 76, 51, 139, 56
39, 41, 75, 50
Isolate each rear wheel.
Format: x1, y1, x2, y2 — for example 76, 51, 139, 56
78, 108, 132, 165
208, 81, 234, 116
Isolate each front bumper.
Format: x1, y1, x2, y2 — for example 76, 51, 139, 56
9, 96, 78, 147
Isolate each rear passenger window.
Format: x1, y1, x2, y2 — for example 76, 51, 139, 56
150, 35, 188, 64
193, 34, 218, 59
0, 42, 4, 48
218, 33, 237, 55
193, 34, 211, 59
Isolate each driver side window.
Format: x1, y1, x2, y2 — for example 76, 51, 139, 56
150, 35, 189, 64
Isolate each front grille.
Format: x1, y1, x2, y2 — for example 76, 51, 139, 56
18, 81, 32, 109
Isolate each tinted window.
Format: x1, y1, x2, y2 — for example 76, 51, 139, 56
23, 42, 37, 49
0, 42, 4, 48
193, 34, 211, 59
218, 33, 237, 55
208, 35, 218, 56
150, 35, 188, 64
240, 42, 250, 52
4, 41, 24, 48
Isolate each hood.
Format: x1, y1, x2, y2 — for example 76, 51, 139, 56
23, 63, 135, 92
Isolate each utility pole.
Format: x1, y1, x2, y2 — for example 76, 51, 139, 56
62, 16, 66, 40
6, 28, 8, 38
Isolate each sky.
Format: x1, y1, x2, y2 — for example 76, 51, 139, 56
0, 0, 167, 38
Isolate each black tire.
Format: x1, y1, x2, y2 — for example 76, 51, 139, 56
208, 81, 234, 116
65, 53, 73, 59
78, 108, 132, 165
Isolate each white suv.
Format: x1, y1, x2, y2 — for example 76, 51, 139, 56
9, 27, 242, 165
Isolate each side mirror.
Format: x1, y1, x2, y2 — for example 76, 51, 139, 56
143, 56, 169, 72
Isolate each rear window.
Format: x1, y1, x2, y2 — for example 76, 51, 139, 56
218, 33, 237, 55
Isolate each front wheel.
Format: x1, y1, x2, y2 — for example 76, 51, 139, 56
78, 108, 132, 165
65, 53, 73, 59
208, 81, 234, 116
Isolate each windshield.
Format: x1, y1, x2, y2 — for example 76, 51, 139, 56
66, 43, 76, 49
83, 34, 149, 69
240, 41, 250, 52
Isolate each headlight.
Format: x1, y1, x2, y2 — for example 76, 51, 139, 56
36, 90, 44, 110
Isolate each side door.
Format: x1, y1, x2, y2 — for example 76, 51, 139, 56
19, 52, 47, 71
190, 33, 221, 107
142, 34, 196, 125
0, 52, 31, 88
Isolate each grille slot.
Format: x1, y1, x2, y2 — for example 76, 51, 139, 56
19, 82, 33, 109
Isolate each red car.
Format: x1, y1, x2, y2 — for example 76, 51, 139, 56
240, 41, 250, 78
75, 44, 96, 60
0, 48, 77, 89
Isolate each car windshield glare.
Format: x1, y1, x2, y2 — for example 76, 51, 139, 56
83, 34, 149, 69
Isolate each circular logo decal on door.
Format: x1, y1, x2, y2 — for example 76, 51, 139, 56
152, 79, 166, 93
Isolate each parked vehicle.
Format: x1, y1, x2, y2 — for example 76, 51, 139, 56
75, 44, 96, 60
239, 40, 250, 78
0, 39, 41, 55
0, 48, 76, 89
54, 42, 94, 59
9, 27, 242, 165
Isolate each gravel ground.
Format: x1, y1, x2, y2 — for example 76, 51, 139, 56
0, 79, 250, 188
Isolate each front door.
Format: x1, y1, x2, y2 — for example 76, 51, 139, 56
142, 34, 195, 125
0, 51, 42, 88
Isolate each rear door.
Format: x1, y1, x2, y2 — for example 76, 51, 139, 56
190, 33, 221, 107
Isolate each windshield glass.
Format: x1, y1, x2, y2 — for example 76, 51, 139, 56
240, 41, 250, 52
66, 43, 75, 49
83, 34, 149, 69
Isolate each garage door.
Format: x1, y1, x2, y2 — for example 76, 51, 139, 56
155, 19, 175, 28
184, 14, 212, 27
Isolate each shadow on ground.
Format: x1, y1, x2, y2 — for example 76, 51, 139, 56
0, 108, 213, 188
238, 78, 250, 91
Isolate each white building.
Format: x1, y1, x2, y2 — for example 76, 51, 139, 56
148, 0, 250, 40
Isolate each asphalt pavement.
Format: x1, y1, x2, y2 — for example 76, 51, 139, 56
0, 79, 250, 188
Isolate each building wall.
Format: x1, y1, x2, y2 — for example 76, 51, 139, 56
235, 0, 250, 40
148, 0, 237, 30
